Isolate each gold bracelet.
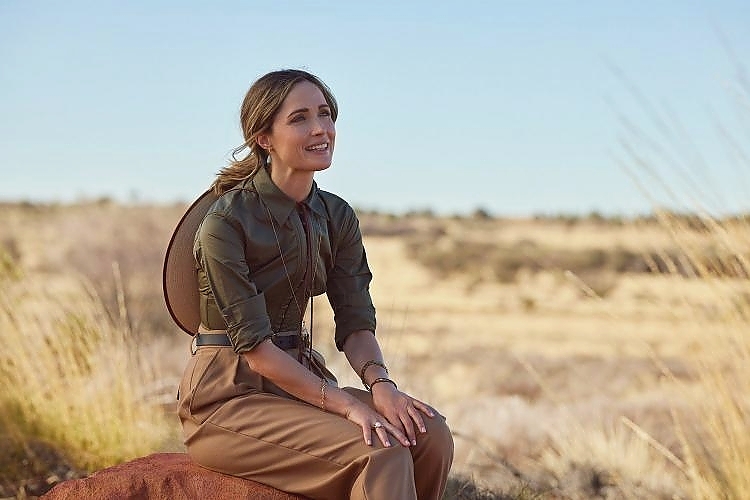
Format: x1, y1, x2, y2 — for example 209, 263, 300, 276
359, 359, 388, 385
320, 378, 328, 411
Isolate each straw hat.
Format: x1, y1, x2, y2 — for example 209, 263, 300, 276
162, 189, 218, 336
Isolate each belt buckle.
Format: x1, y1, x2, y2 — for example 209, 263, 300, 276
191, 335, 198, 355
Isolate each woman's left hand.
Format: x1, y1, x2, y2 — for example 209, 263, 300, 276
370, 383, 435, 446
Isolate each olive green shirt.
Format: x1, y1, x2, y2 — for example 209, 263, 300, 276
194, 166, 376, 353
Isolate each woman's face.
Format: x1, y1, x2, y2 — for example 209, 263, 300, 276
259, 80, 335, 175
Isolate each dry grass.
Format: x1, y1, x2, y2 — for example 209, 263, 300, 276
646, 211, 750, 499
0, 252, 177, 495
1, 199, 750, 499
357, 213, 750, 499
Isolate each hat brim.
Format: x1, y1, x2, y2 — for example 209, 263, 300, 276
163, 189, 218, 336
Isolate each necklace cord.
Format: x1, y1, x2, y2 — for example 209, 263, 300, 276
258, 190, 320, 367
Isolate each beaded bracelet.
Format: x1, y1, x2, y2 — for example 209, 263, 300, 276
359, 359, 388, 385
367, 377, 397, 392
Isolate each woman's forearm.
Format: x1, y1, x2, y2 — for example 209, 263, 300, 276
243, 340, 357, 416
342, 330, 390, 388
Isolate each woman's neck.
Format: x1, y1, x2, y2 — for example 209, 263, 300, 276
269, 167, 314, 202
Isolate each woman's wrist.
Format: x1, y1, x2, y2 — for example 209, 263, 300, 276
325, 386, 360, 417
359, 359, 388, 382
359, 359, 389, 389
367, 377, 398, 392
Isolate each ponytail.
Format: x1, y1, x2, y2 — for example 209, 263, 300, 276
211, 142, 269, 195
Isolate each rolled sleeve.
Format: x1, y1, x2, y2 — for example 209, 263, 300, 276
329, 288, 376, 350
196, 212, 273, 353
327, 212, 376, 350
221, 292, 273, 352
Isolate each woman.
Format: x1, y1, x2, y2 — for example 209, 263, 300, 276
171, 69, 453, 499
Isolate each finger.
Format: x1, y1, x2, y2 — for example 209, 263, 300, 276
408, 405, 427, 434
411, 398, 436, 418
382, 412, 410, 446
374, 425, 391, 448
399, 411, 417, 446
361, 424, 373, 446
384, 421, 410, 447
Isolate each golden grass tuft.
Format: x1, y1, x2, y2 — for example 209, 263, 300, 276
653, 210, 750, 499
0, 269, 172, 480
540, 419, 682, 498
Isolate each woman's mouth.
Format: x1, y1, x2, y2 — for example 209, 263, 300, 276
305, 142, 329, 152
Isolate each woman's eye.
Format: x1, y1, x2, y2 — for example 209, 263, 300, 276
290, 115, 305, 123
320, 109, 331, 117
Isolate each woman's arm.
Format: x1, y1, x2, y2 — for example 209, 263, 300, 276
343, 330, 436, 446
243, 341, 412, 448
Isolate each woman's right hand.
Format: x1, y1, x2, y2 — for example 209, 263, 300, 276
342, 399, 411, 448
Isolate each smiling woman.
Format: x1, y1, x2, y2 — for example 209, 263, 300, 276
164, 69, 454, 500
255, 80, 337, 200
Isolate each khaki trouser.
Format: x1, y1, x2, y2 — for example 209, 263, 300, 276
177, 345, 454, 500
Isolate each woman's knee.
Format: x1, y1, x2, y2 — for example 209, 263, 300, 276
417, 413, 454, 462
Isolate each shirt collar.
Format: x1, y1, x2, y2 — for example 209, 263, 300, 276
250, 166, 329, 226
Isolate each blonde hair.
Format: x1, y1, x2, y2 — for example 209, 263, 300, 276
212, 69, 339, 195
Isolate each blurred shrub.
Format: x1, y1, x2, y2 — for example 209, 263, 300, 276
405, 226, 750, 291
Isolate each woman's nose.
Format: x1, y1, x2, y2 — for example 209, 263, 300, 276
311, 117, 327, 135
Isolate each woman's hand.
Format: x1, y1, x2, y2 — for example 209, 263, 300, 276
342, 397, 412, 448
340, 330, 436, 446
370, 383, 436, 446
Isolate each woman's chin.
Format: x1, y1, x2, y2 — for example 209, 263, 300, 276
282, 158, 333, 173
305, 162, 333, 172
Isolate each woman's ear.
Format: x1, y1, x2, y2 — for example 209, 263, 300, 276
256, 134, 271, 151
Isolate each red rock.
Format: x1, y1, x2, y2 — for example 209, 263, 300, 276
42, 452, 307, 500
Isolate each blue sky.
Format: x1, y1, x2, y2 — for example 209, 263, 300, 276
1, 1, 748, 216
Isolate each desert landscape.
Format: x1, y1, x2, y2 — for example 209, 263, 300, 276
3, 2, 746, 497
1, 200, 749, 499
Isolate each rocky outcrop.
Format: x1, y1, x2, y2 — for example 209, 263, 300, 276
42, 452, 307, 500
